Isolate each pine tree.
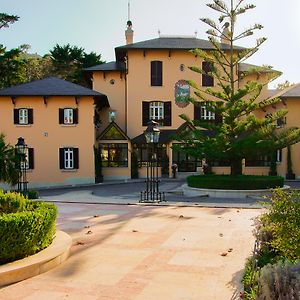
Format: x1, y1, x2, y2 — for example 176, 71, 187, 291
179, 0, 300, 176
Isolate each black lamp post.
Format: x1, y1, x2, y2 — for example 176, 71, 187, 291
15, 137, 28, 193
140, 120, 165, 202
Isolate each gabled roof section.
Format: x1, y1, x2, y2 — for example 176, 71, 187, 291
277, 83, 300, 98
0, 77, 107, 100
98, 122, 129, 141
238, 63, 280, 74
84, 61, 126, 72
266, 83, 300, 100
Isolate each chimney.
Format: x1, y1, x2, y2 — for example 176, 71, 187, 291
125, 20, 133, 45
221, 24, 230, 45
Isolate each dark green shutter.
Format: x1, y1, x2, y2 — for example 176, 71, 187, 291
59, 109, 64, 124
73, 148, 79, 169
73, 108, 78, 124
164, 102, 172, 126
142, 102, 150, 126
59, 148, 64, 169
28, 109, 33, 124
14, 109, 19, 124
28, 148, 34, 169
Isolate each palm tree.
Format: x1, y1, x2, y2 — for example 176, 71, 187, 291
0, 134, 19, 186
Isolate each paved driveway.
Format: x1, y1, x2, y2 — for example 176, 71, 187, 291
0, 202, 261, 300
38, 180, 262, 208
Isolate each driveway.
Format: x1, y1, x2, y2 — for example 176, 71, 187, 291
0, 202, 261, 300
38, 179, 262, 208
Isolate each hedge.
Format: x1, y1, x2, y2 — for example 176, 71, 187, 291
187, 175, 284, 190
0, 191, 57, 265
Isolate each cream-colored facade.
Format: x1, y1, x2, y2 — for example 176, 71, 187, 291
0, 77, 107, 188
85, 24, 300, 180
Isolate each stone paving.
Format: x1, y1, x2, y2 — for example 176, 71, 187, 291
0, 202, 262, 300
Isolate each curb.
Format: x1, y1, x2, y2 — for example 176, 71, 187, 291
0, 230, 72, 287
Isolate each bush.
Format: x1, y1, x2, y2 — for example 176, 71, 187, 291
21, 189, 39, 199
242, 258, 259, 300
187, 174, 284, 190
257, 260, 300, 300
0, 191, 57, 264
259, 189, 300, 262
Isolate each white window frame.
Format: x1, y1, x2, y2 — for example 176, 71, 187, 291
19, 108, 29, 125
201, 105, 215, 120
64, 148, 74, 169
150, 101, 164, 120
64, 108, 74, 124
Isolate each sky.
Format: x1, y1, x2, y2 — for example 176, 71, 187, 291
1, 0, 300, 88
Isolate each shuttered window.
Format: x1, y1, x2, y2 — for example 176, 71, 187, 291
142, 101, 171, 126
14, 108, 33, 125
59, 108, 78, 125
202, 61, 214, 87
151, 61, 163, 86
59, 148, 79, 170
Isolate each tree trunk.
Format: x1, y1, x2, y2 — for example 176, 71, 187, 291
230, 159, 243, 176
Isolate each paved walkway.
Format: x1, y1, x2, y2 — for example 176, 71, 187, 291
0, 202, 261, 300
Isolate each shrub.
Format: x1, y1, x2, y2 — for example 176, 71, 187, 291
21, 189, 39, 199
242, 258, 259, 300
257, 260, 300, 300
259, 189, 300, 262
0, 190, 27, 214
0, 191, 57, 264
187, 175, 284, 190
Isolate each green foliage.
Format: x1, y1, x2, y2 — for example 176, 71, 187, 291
177, 0, 300, 176
0, 190, 26, 214
187, 174, 283, 190
0, 191, 57, 264
286, 145, 295, 179
257, 260, 300, 300
242, 258, 259, 300
0, 134, 20, 185
260, 189, 300, 261
0, 13, 19, 29
21, 189, 39, 200
49, 44, 105, 85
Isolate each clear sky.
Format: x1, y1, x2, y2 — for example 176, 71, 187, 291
1, 0, 300, 87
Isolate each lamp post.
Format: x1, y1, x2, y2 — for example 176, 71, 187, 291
15, 137, 28, 193
140, 120, 165, 202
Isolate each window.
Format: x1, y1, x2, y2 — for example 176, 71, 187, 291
245, 155, 271, 167
150, 101, 164, 120
59, 108, 78, 125
151, 61, 163, 86
201, 105, 215, 120
142, 101, 171, 126
101, 144, 128, 167
59, 148, 79, 170
202, 61, 214, 87
14, 108, 33, 125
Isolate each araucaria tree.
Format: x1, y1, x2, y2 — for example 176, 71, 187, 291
179, 0, 300, 175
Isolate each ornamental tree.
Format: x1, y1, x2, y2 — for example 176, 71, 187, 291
178, 0, 300, 175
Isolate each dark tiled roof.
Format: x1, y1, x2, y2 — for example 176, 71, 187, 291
0, 77, 107, 98
280, 83, 300, 98
84, 61, 126, 72
115, 37, 243, 51
239, 63, 280, 74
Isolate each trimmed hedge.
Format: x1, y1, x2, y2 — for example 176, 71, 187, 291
187, 175, 284, 190
0, 191, 57, 265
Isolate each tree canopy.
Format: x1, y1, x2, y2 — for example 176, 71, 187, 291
177, 0, 300, 175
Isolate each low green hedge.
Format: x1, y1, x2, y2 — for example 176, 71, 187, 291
187, 175, 284, 190
0, 191, 57, 265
